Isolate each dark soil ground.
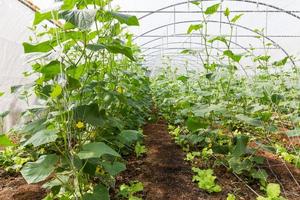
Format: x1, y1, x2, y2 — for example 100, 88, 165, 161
0, 169, 46, 200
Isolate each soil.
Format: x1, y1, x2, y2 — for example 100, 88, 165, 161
115, 120, 262, 200
0, 170, 46, 200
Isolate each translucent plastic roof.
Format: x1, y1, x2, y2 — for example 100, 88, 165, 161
1, 0, 300, 113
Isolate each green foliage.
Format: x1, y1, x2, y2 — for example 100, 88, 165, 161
14, 0, 152, 198
134, 142, 147, 158
205, 3, 220, 15
118, 181, 144, 200
257, 183, 286, 200
192, 167, 222, 193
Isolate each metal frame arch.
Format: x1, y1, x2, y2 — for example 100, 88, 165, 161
138, 0, 300, 21
134, 20, 296, 67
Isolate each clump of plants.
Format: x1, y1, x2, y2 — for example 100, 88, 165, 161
1, 0, 152, 199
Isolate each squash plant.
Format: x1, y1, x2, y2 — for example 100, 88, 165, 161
16, 0, 151, 199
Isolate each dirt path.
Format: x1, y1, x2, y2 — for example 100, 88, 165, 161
118, 120, 209, 200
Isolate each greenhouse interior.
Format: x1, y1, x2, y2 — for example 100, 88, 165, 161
0, 0, 300, 199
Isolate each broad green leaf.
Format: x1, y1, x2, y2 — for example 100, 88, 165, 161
187, 24, 203, 34
205, 3, 220, 15
223, 50, 242, 62
77, 142, 120, 159
271, 94, 284, 104
21, 154, 58, 184
87, 41, 135, 61
23, 40, 56, 53
86, 44, 106, 51
186, 117, 208, 132
232, 135, 249, 157
0, 91, 4, 97
0, 134, 14, 147
59, 9, 97, 30
236, 114, 263, 127
34, 11, 57, 25
40, 61, 63, 78
73, 104, 105, 127
102, 161, 126, 176
83, 184, 110, 200
23, 129, 59, 147
273, 57, 289, 66
108, 11, 139, 26
50, 84, 63, 98
117, 130, 142, 146
231, 14, 243, 23
105, 41, 135, 61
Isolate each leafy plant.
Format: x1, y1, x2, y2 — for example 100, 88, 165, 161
257, 183, 286, 200
134, 142, 147, 158
192, 167, 222, 193
118, 181, 144, 200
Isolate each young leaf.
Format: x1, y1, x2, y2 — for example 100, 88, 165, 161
34, 11, 57, 25
50, 84, 63, 98
266, 183, 281, 198
21, 154, 58, 184
223, 50, 242, 62
205, 3, 220, 15
191, 1, 200, 6
77, 142, 121, 159
224, 8, 230, 17
273, 57, 289, 66
0, 91, 4, 97
187, 24, 203, 34
208, 36, 228, 45
231, 14, 243, 23
108, 12, 139, 26
0, 134, 14, 147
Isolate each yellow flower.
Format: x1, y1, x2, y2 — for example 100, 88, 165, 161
76, 121, 85, 129
117, 86, 124, 94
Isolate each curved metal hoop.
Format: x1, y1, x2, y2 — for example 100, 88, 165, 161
138, 0, 300, 21
134, 20, 296, 67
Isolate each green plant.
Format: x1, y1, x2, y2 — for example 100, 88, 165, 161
134, 142, 147, 158
118, 181, 144, 200
227, 193, 236, 200
10, 0, 152, 198
192, 167, 222, 193
257, 183, 286, 200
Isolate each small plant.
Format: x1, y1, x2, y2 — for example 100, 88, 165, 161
192, 167, 222, 193
227, 193, 236, 200
185, 151, 201, 162
118, 181, 144, 200
256, 183, 286, 200
135, 142, 147, 158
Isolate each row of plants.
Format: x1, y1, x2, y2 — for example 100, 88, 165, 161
151, 2, 299, 199
0, 0, 150, 199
